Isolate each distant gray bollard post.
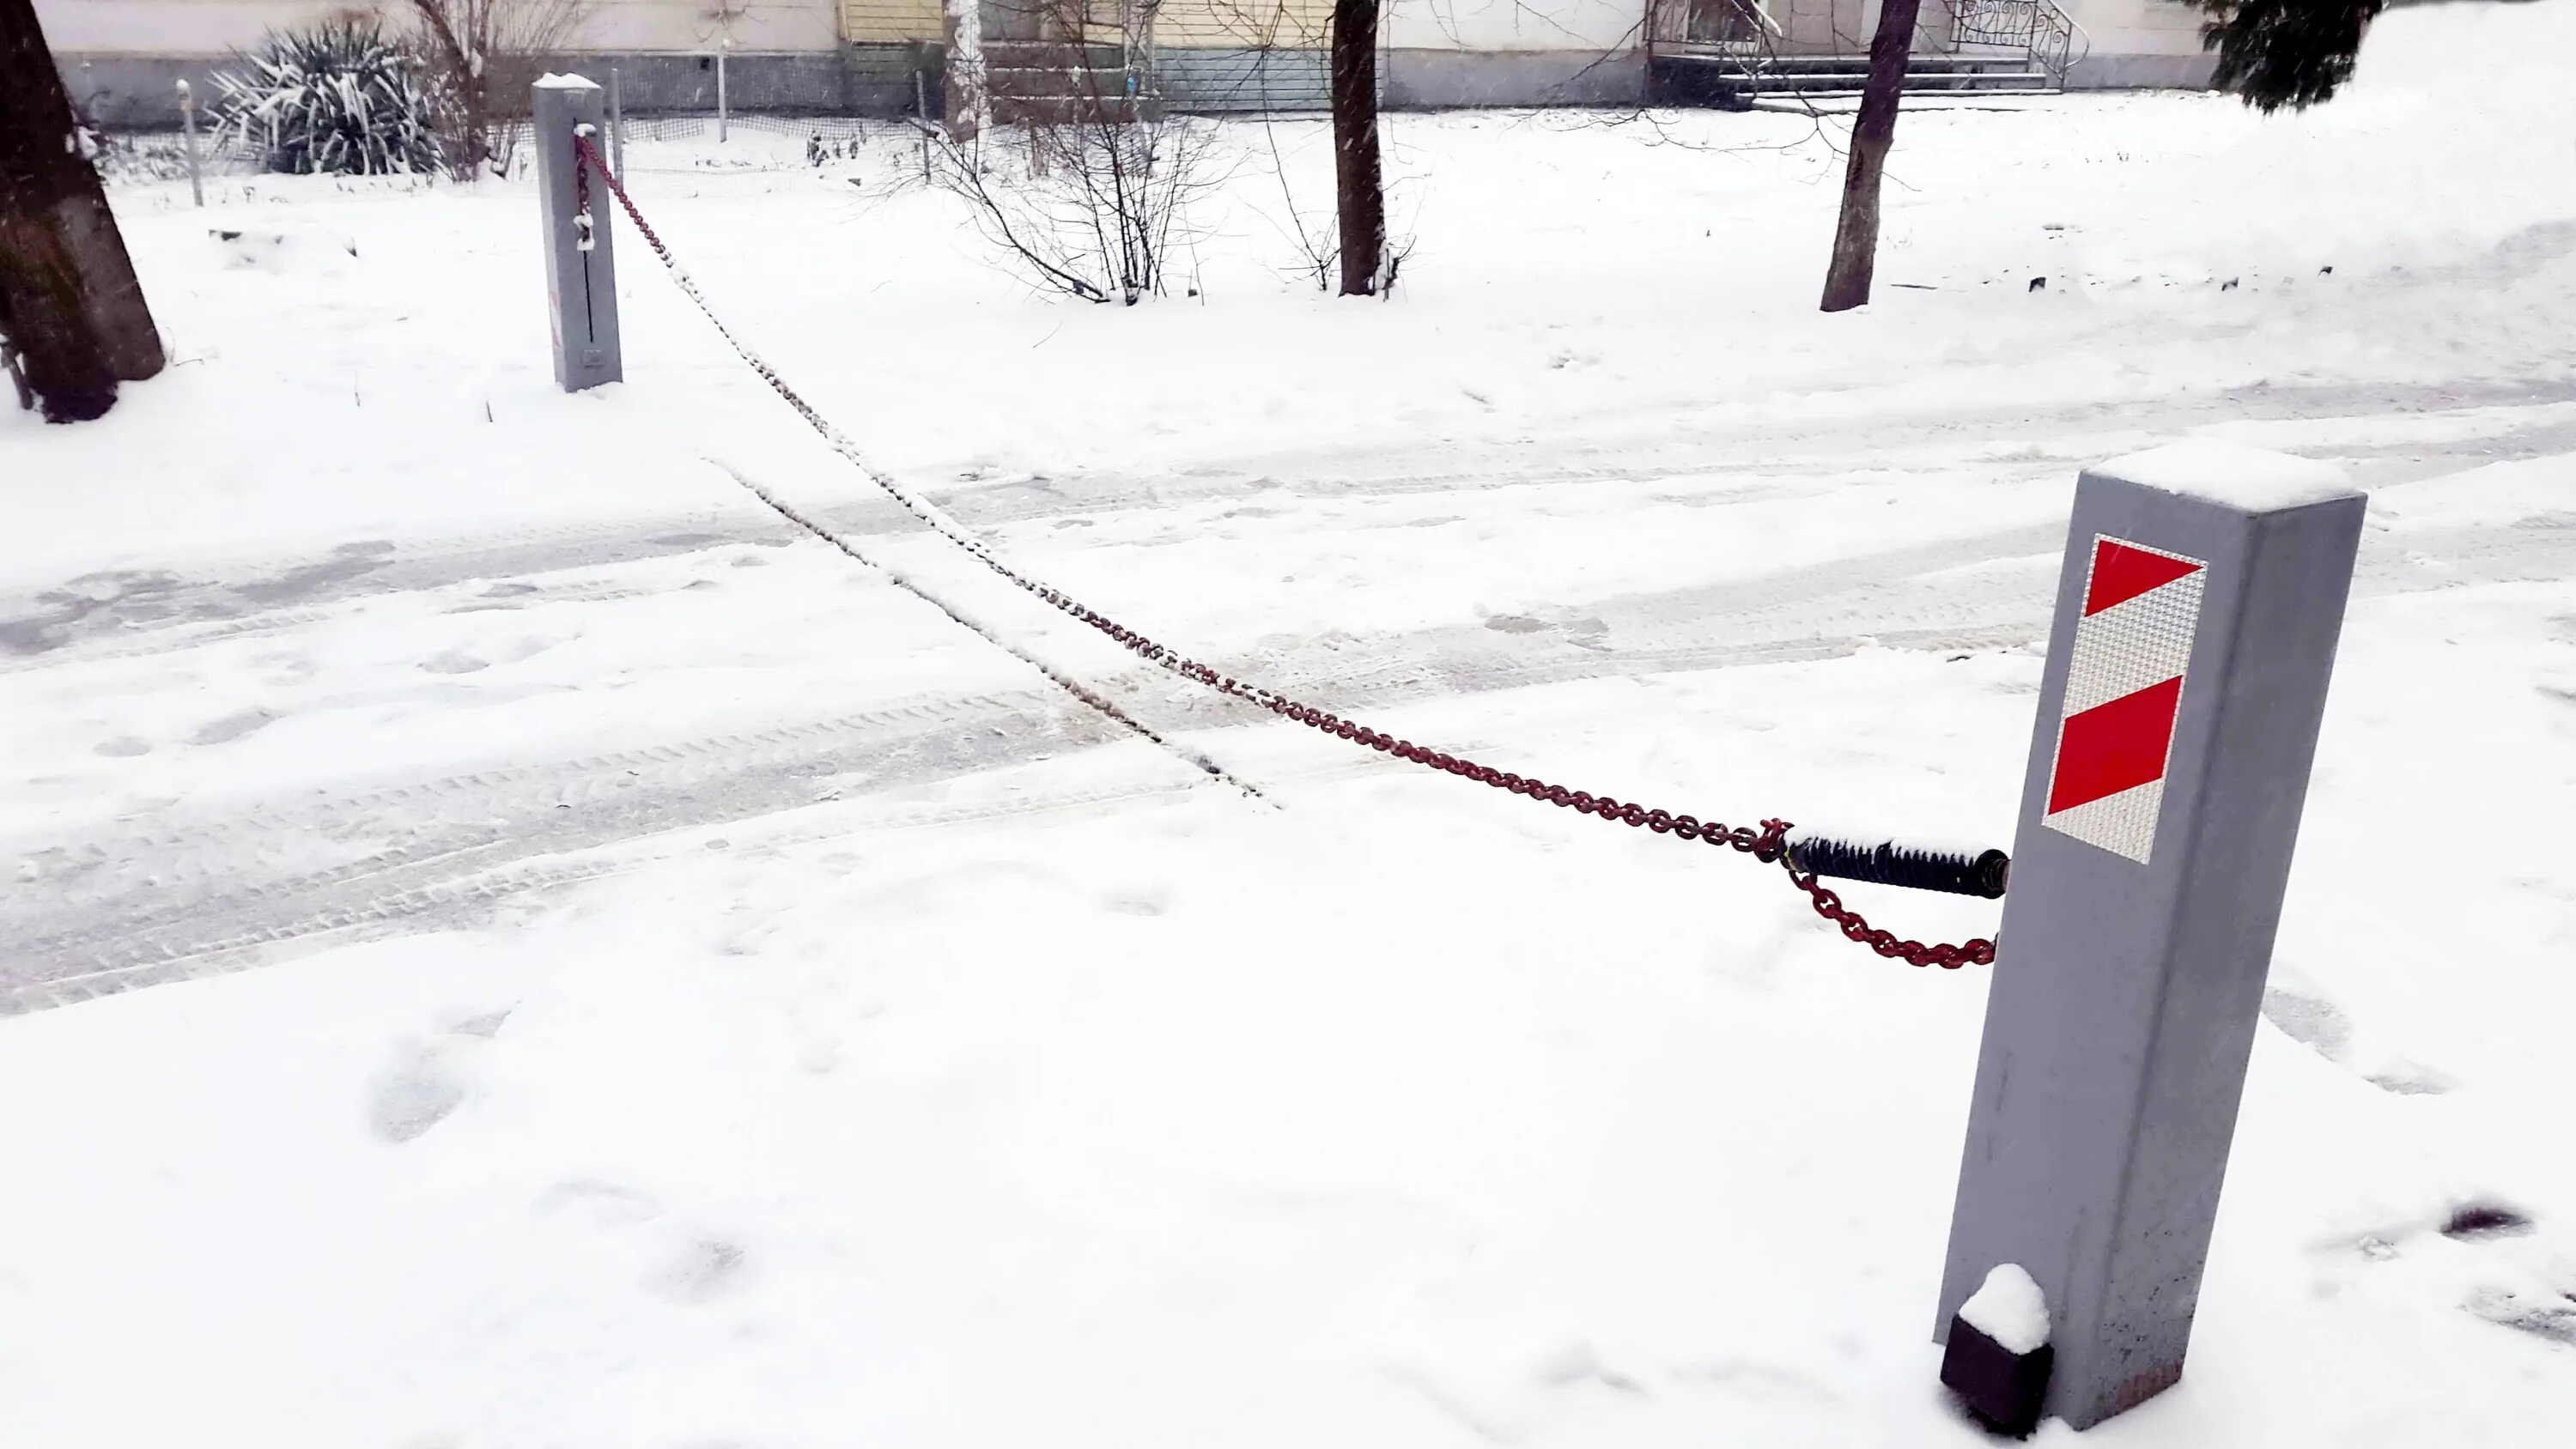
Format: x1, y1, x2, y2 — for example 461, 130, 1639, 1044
175, 79, 204, 208
608, 67, 627, 180
532, 74, 622, 393
1934, 442, 2366, 1431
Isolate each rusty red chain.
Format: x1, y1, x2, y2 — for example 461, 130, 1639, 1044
572, 136, 1996, 971
1784, 864, 1997, 969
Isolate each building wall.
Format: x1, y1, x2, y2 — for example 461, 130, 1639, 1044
2062, 0, 2217, 87
34, 0, 841, 53
33, 0, 2212, 59
840, 0, 940, 44
2066, 0, 2210, 58
1366, 0, 2215, 105
39, 0, 859, 121
36, 0, 2213, 124
38, 0, 353, 52
1382, 0, 1639, 52
1374, 0, 1644, 107
580, 0, 842, 51
1157, 0, 1331, 46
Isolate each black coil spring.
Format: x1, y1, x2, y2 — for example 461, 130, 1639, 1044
1785, 835, 2011, 900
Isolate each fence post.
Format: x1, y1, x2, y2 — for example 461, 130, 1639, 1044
717, 39, 730, 142
608, 65, 626, 180
175, 78, 204, 207
914, 70, 931, 181
1934, 441, 2366, 1430
530, 74, 622, 394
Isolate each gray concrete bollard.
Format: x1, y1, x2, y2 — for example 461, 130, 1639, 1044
1935, 441, 2366, 1430
608, 67, 627, 180
532, 74, 622, 394
176, 79, 204, 208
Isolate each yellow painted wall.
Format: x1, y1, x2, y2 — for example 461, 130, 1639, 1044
1152, 0, 1332, 48
841, 0, 945, 45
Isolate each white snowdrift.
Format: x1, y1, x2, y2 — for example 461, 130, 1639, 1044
2, 6, 2573, 1447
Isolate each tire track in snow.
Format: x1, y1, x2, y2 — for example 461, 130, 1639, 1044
5, 460, 2567, 1014
1, 690, 1121, 1009
9, 379, 2573, 671
2, 522, 2075, 1012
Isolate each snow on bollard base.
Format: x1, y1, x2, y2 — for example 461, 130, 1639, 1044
1943, 1264, 2054, 1439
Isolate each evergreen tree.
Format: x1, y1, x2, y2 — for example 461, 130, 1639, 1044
2196, 0, 2545, 112
2195, 0, 2386, 112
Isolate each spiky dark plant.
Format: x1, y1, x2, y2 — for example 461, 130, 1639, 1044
214, 19, 445, 176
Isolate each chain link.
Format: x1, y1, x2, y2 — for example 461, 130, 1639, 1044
572, 136, 1997, 972
573, 152, 595, 251
1778, 840, 1997, 970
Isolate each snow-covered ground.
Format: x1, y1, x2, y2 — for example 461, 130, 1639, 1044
5, 4, 2573, 1444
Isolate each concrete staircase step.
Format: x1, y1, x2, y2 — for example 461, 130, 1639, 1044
1745, 70, 2051, 89
987, 68, 1147, 101
981, 40, 1128, 70
988, 94, 1166, 124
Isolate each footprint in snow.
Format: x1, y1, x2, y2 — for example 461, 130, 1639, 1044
2466, 1287, 2576, 1348
365, 1009, 513, 1143
647, 1238, 749, 1306
2261, 986, 2451, 1095
1101, 886, 1170, 917
189, 708, 276, 746
2322, 1199, 2574, 1348
534, 1179, 662, 1229
367, 1048, 468, 1143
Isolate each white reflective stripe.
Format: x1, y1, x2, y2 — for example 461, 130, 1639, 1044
2062, 539, 2205, 718
2042, 777, 2166, 864
2040, 535, 2209, 865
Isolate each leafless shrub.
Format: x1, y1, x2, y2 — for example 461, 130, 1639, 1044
408, 0, 590, 179
1255, 116, 1338, 290
924, 0, 1224, 305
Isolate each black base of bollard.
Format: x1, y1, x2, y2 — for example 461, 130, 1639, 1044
1940, 1315, 2054, 1439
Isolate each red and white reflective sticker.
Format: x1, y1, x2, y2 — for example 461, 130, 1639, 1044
2042, 537, 2207, 863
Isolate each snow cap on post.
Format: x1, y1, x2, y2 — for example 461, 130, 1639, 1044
2093, 439, 2353, 512
1959, 1264, 2050, 1354
1943, 1264, 2054, 1438
1935, 443, 2364, 1431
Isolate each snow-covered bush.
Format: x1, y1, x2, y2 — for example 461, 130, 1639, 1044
213, 20, 445, 177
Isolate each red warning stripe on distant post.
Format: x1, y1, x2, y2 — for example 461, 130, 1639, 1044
2043, 538, 2208, 864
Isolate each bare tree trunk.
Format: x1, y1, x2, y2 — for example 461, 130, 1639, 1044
0, 0, 164, 421
1329, 0, 1384, 297
1819, 0, 1923, 314
944, 0, 987, 143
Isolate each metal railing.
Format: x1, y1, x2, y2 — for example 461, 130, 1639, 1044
1646, 0, 2085, 88
1646, 0, 1773, 50
1949, 0, 2082, 87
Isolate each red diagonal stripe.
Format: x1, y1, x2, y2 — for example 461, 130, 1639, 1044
2049, 676, 2184, 815
2085, 539, 2203, 616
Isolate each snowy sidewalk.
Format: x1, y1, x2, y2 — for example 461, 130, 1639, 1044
4, 6, 2575, 1443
